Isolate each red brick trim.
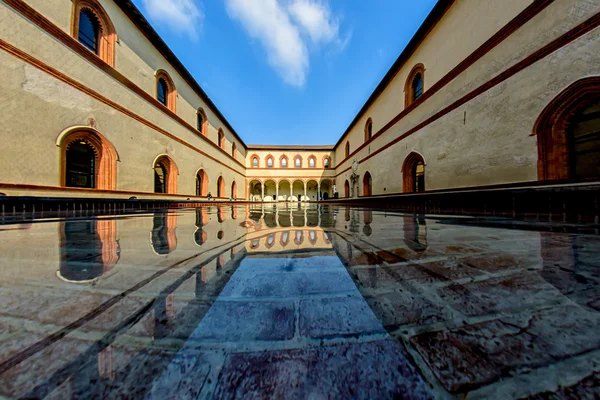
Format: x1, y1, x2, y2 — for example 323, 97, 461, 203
404, 63, 425, 108
364, 118, 373, 143
322, 155, 332, 169
534, 77, 600, 181
250, 154, 260, 168
2, 0, 246, 167
195, 169, 208, 196
155, 69, 177, 113
265, 154, 275, 168
71, 0, 116, 67
334, 0, 556, 163
335, 8, 600, 177
196, 108, 208, 136
280, 231, 290, 247
294, 155, 303, 169
154, 155, 178, 194
58, 127, 117, 190
308, 154, 317, 169
279, 154, 289, 168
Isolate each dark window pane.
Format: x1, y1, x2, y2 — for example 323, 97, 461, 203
157, 79, 168, 106
197, 114, 204, 131
154, 163, 167, 193
66, 141, 95, 188
78, 10, 99, 54
412, 73, 423, 100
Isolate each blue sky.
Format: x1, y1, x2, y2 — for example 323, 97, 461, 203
131, 0, 438, 145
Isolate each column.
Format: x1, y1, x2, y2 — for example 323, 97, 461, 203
276, 182, 279, 202
290, 184, 293, 201
318, 183, 321, 201
261, 182, 264, 202
304, 182, 307, 202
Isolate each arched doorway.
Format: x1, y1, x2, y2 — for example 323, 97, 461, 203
196, 169, 208, 196
249, 180, 262, 201
231, 181, 237, 199
362, 172, 372, 196
217, 176, 225, 198
402, 153, 425, 193
534, 78, 600, 181
58, 127, 118, 190
344, 180, 350, 198
66, 141, 95, 188
153, 155, 178, 194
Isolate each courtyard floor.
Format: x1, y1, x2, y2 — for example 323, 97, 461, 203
0, 205, 599, 399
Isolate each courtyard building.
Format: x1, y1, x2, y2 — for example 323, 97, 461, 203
0, 0, 597, 201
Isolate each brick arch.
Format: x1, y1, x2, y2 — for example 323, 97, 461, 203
533, 77, 600, 181
71, 0, 117, 66
405, 63, 425, 108
250, 154, 260, 168
266, 154, 275, 168
294, 230, 304, 245
197, 108, 208, 136
322, 155, 332, 169
364, 118, 373, 142
308, 154, 317, 168
294, 155, 303, 168
155, 69, 177, 112
57, 126, 118, 190
195, 168, 208, 196
218, 129, 225, 149
153, 154, 179, 194
279, 154, 289, 168
362, 171, 372, 196
231, 181, 237, 199
402, 152, 425, 193
217, 176, 225, 198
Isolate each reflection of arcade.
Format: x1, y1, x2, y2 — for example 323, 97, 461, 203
58, 219, 120, 283
151, 212, 177, 255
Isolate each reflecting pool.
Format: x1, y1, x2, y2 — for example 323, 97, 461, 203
0, 205, 599, 399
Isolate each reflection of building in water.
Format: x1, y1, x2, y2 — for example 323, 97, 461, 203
194, 209, 208, 246
151, 212, 177, 255
59, 219, 120, 283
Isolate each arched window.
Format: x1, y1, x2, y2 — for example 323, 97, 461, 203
402, 152, 425, 193
405, 64, 425, 108
197, 108, 207, 136
78, 9, 99, 54
154, 162, 167, 194
323, 157, 331, 169
280, 231, 289, 247
267, 156, 274, 168
153, 155, 178, 194
231, 181, 237, 199
218, 129, 225, 149
295, 156, 302, 168
308, 156, 316, 169
534, 78, 600, 181
59, 127, 118, 190
294, 230, 304, 245
151, 212, 177, 254
196, 169, 208, 196
72, 0, 116, 66
364, 118, 373, 142
252, 156, 259, 168
363, 171, 372, 196
345, 141, 350, 158
344, 180, 350, 198
155, 70, 176, 112
217, 176, 225, 197
232, 143, 237, 159
281, 156, 288, 168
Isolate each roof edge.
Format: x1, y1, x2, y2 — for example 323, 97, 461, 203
333, 0, 456, 149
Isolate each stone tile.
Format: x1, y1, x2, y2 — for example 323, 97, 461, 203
299, 296, 385, 338
437, 272, 564, 316
417, 258, 484, 280
524, 372, 600, 399
190, 300, 295, 342
462, 253, 542, 273
213, 340, 433, 400
364, 289, 452, 330
410, 305, 600, 394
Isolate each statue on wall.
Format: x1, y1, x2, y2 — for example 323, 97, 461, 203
350, 159, 359, 198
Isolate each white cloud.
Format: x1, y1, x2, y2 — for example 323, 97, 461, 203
225, 0, 348, 87
287, 0, 338, 44
142, 0, 203, 40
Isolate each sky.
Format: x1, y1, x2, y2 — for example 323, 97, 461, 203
131, 0, 438, 145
